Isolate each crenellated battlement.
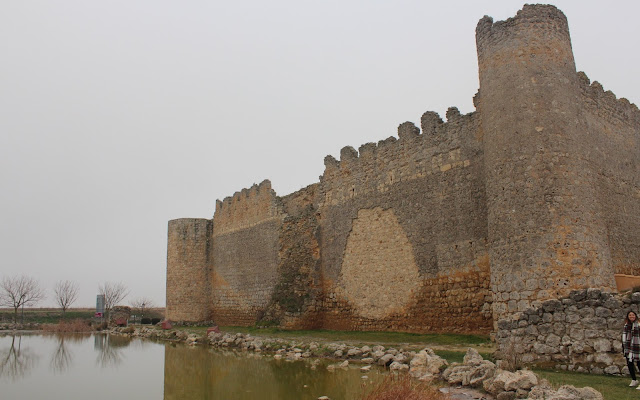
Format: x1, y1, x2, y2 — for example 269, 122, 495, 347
319, 107, 480, 208
167, 5, 640, 344
321, 108, 477, 178
475, 4, 570, 55
476, 4, 574, 82
213, 179, 284, 236
577, 71, 640, 126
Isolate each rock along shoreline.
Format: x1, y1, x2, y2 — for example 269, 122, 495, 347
106, 326, 605, 400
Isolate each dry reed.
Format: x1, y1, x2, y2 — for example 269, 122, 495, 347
360, 373, 451, 400
42, 319, 93, 333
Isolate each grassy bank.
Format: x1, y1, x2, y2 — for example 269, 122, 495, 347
172, 325, 493, 363
536, 369, 637, 400
218, 326, 490, 346
175, 325, 490, 345
0, 309, 95, 324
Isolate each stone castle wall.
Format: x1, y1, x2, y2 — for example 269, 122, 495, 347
210, 180, 284, 325
495, 288, 632, 375
166, 4, 639, 340
315, 111, 492, 333
166, 218, 212, 322
577, 73, 640, 277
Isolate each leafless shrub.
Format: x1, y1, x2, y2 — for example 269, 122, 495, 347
0, 275, 45, 323
53, 280, 79, 317
496, 336, 523, 372
42, 319, 93, 333
129, 297, 154, 323
98, 282, 129, 321
361, 373, 451, 400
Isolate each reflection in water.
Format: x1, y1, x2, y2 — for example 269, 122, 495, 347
2, 334, 381, 400
49, 333, 90, 374
0, 335, 39, 381
164, 344, 382, 400
94, 334, 132, 368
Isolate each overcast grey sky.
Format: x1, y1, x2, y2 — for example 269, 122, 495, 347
1, 1, 638, 308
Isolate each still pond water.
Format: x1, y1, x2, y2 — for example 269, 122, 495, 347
0, 333, 385, 400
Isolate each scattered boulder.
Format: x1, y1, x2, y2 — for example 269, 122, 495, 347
389, 361, 409, 371
378, 353, 395, 366
442, 348, 495, 387
409, 348, 448, 381
504, 370, 537, 392
527, 381, 603, 400
484, 370, 516, 395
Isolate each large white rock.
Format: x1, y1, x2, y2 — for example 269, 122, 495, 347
443, 349, 496, 388
409, 348, 448, 380
463, 348, 485, 366
484, 370, 515, 395
526, 383, 603, 400
504, 370, 538, 391
389, 361, 409, 371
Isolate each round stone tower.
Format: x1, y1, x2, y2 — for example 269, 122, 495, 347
166, 218, 213, 322
475, 5, 616, 322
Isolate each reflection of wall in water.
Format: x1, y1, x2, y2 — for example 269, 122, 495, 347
163, 344, 377, 400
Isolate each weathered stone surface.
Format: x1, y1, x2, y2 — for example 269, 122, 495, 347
527, 384, 603, 400
443, 349, 496, 388
484, 370, 516, 395
503, 370, 538, 392
166, 4, 639, 360
389, 361, 409, 371
409, 348, 448, 380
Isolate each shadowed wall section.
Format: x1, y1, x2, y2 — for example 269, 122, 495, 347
210, 180, 284, 326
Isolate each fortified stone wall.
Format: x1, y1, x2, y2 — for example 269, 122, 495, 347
210, 180, 284, 325
316, 111, 492, 333
577, 73, 640, 277
476, 5, 617, 324
262, 184, 324, 329
166, 218, 213, 322
166, 4, 639, 341
495, 288, 631, 375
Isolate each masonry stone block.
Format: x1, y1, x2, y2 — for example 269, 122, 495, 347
165, 5, 640, 355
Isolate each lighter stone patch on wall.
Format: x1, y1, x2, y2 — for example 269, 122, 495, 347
338, 207, 420, 319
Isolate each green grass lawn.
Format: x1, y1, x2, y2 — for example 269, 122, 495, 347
0, 309, 95, 324
432, 349, 494, 364
173, 325, 492, 358
536, 369, 637, 400
212, 326, 491, 347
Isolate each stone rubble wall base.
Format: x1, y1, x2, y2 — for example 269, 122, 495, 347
496, 288, 635, 375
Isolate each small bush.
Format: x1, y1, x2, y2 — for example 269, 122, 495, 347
141, 318, 152, 325
95, 322, 108, 331
496, 336, 522, 372
42, 319, 93, 333
361, 373, 450, 400
151, 318, 161, 325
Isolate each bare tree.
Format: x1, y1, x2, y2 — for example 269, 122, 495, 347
98, 282, 128, 321
130, 297, 154, 324
0, 275, 46, 323
53, 280, 79, 317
